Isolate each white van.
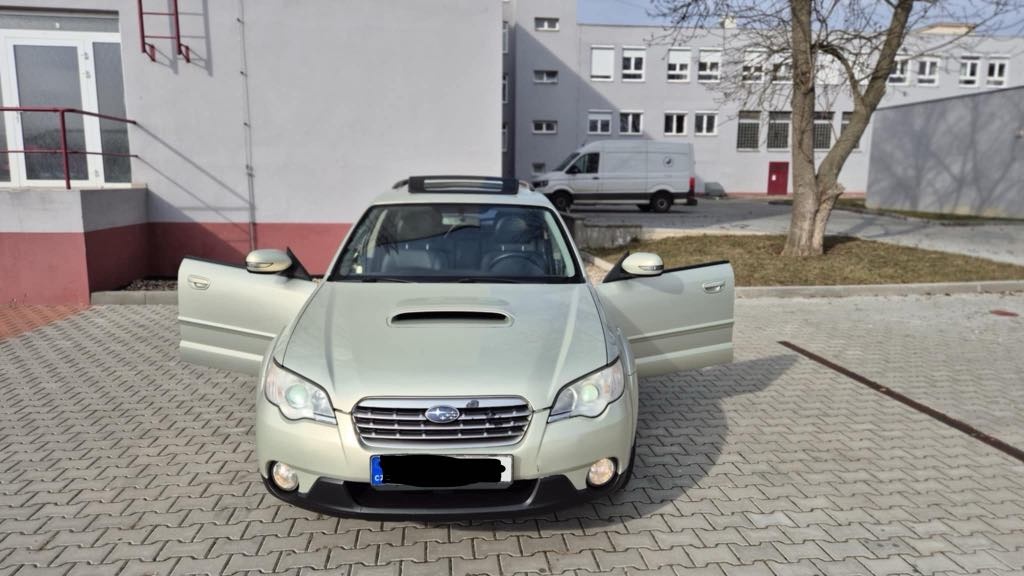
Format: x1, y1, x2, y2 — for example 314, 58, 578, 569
532, 140, 697, 213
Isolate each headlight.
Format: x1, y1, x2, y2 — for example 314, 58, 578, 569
533, 180, 548, 188
264, 361, 336, 424
548, 360, 624, 422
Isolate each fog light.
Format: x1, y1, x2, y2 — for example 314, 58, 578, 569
271, 462, 299, 492
587, 458, 616, 486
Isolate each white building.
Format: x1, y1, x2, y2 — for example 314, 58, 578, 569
502, 0, 1023, 195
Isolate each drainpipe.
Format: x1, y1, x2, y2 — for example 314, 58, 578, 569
237, 0, 256, 251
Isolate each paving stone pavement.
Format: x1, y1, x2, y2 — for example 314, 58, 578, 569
0, 296, 1022, 576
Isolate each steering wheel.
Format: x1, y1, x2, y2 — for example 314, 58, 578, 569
486, 253, 545, 275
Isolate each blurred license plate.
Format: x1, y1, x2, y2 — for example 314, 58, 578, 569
370, 454, 512, 488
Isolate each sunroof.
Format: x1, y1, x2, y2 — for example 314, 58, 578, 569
405, 175, 519, 195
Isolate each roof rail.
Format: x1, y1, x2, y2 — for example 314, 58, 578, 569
398, 175, 521, 195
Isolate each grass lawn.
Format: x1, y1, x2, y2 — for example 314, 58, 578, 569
592, 235, 1024, 286
772, 197, 1024, 223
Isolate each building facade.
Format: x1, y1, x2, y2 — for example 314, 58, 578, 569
1, 0, 501, 304
502, 0, 1024, 195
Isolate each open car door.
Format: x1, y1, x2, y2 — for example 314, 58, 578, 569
178, 253, 316, 375
596, 260, 734, 378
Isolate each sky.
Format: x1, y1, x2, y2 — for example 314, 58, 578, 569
577, 0, 667, 26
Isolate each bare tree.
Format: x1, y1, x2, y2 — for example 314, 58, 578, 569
652, 0, 1022, 256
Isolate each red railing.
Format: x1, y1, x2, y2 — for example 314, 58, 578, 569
0, 107, 138, 189
138, 0, 191, 62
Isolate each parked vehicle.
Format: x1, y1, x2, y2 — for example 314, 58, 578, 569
532, 140, 698, 213
177, 175, 734, 520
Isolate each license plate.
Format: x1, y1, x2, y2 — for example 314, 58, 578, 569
370, 454, 513, 488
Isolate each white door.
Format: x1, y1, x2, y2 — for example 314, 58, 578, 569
3, 36, 109, 187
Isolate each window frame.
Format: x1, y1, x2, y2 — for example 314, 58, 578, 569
742, 50, 766, 83
502, 21, 509, 54
771, 53, 793, 84
587, 110, 613, 135
767, 111, 792, 150
887, 56, 910, 85
812, 111, 834, 151
986, 56, 1009, 87
621, 46, 646, 82
502, 122, 508, 152
532, 120, 558, 134
663, 111, 688, 136
915, 57, 940, 86
697, 48, 722, 83
618, 111, 644, 136
533, 69, 559, 84
502, 73, 508, 103
667, 47, 691, 82
590, 45, 615, 82
736, 111, 761, 151
959, 55, 981, 87
534, 17, 560, 32
694, 111, 718, 136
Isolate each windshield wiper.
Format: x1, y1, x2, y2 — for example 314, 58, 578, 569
360, 277, 413, 283
455, 277, 523, 284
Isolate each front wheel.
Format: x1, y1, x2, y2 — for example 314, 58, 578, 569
650, 192, 673, 213
550, 191, 572, 212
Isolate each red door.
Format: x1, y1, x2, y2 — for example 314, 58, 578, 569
767, 162, 789, 196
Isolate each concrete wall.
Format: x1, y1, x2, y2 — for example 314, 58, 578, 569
867, 86, 1024, 218
504, 0, 1024, 195
2, 0, 501, 278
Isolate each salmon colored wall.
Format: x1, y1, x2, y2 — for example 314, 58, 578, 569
0, 232, 90, 305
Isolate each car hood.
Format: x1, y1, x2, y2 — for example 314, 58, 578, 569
280, 282, 609, 412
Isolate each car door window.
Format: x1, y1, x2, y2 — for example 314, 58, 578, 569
571, 153, 600, 174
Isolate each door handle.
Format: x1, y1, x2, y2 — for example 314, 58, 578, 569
187, 275, 210, 290
702, 280, 725, 294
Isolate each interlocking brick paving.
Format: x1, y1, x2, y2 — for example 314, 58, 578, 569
0, 295, 1022, 576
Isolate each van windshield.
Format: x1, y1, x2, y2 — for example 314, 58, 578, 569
554, 152, 579, 172
330, 203, 583, 284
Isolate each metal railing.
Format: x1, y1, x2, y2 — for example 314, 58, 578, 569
0, 107, 138, 189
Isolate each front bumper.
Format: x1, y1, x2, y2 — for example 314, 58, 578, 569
255, 386, 635, 518
264, 470, 625, 521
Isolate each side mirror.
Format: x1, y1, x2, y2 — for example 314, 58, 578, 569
621, 252, 664, 277
246, 248, 292, 274
566, 165, 580, 175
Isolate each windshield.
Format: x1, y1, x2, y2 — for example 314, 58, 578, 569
553, 152, 579, 172
330, 203, 582, 283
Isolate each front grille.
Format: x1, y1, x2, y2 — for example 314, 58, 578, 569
353, 397, 531, 447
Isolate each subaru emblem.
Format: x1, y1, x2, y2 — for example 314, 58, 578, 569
424, 405, 461, 424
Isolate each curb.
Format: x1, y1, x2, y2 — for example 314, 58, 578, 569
90, 279, 1024, 305
91, 291, 177, 305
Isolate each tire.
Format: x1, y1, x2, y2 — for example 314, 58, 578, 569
650, 192, 673, 213
636, 204, 652, 212
550, 191, 572, 212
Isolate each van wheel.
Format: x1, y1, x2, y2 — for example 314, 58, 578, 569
650, 192, 673, 213
551, 191, 572, 212
636, 204, 652, 212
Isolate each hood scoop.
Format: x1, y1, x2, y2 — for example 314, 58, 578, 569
388, 309, 512, 327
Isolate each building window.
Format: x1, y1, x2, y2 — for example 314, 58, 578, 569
767, 112, 791, 150
888, 57, 909, 85
742, 50, 766, 83
667, 48, 690, 82
533, 70, 558, 84
987, 58, 1008, 86
587, 110, 612, 134
503, 21, 509, 54
697, 49, 721, 82
771, 54, 792, 83
664, 112, 687, 136
813, 112, 833, 150
841, 112, 861, 149
736, 111, 760, 150
532, 120, 557, 134
622, 48, 646, 81
619, 111, 643, 135
534, 17, 559, 31
694, 112, 717, 135
591, 46, 615, 81
502, 122, 508, 152
916, 58, 940, 86
959, 56, 980, 86
502, 74, 508, 103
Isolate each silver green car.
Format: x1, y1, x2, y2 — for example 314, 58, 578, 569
177, 176, 734, 520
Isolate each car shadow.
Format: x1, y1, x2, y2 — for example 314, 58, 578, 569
420, 353, 798, 532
